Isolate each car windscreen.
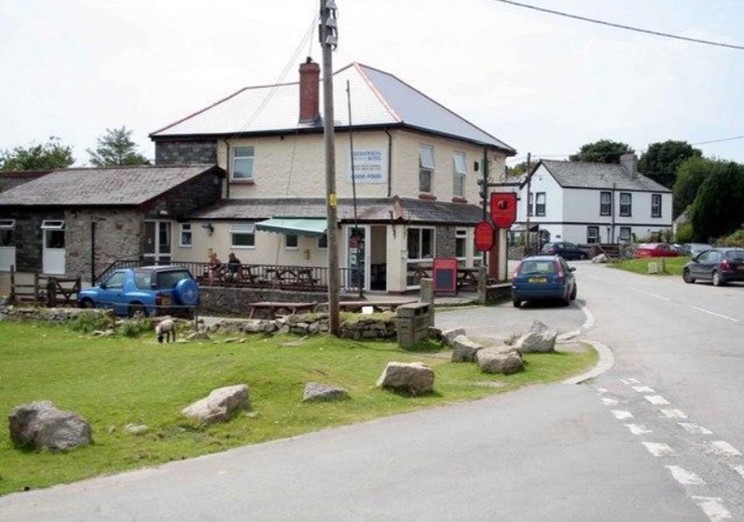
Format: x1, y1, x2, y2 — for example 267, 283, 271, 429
154, 270, 192, 289
519, 261, 556, 274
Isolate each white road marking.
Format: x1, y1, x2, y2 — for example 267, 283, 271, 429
665, 465, 705, 485
688, 305, 739, 323
730, 464, 744, 479
678, 422, 713, 435
691, 496, 732, 522
596, 388, 608, 394
621, 378, 641, 385
581, 305, 595, 329
601, 397, 619, 406
632, 386, 655, 393
624, 423, 652, 435
643, 442, 675, 457
631, 287, 671, 301
645, 395, 671, 406
612, 410, 634, 420
704, 441, 742, 457
660, 409, 688, 419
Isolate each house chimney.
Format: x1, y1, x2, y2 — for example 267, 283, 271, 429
299, 57, 320, 123
620, 152, 638, 179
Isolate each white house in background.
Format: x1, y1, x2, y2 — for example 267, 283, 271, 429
515, 153, 673, 245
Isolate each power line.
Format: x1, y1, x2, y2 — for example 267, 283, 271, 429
492, 0, 744, 51
691, 135, 744, 146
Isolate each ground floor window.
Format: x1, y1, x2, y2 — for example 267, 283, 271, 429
0, 220, 14, 246
179, 223, 192, 247
41, 220, 65, 248
619, 227, 631, 242
230, 223, 255, 248
406, 227, 435, 287
587, 226, 599, 244
455, 228, 468, 259
285, 234, 298, 249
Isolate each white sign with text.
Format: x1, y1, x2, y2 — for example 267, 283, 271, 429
348, 149, 387, 184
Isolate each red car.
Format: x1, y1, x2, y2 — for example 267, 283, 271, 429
635, 243, 680, 258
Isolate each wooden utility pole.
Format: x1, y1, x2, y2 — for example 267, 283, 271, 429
320, 0, 340, 335
525, 152, 532, 253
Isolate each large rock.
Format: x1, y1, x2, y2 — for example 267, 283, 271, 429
451, 335, 484, 363
441, 328, 466, 346
477, 347, 524, 374
516, 321, 557, 353
376, 362, 435, 395
9, 401, 92, 451
303, 382, 349, 402
181, 384, 250, 424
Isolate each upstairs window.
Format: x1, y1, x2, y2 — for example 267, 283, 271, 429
619, 193, 632, 216
651, 194, 662, 218
535, 192, 546, 217
452, 153, 467, 198
232, 146, 255, 181
600, 191, 611, 216
419, 146, 435, 193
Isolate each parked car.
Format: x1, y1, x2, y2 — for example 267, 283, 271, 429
634, 243, 680, 258
680, 243, 714, 257
78, 265, 200, 317
682, 248, 744, 286
540, 242, 589, 260
511, 255, 577, 307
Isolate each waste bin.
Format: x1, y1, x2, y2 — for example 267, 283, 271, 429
396, 302, 432, 349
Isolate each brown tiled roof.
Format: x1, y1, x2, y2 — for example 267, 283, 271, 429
191, 197, 484, 225
0, 165, 223, 206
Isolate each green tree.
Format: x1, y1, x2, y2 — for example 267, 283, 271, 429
506, 160, 531, 178
0, 137, 74, 171
87, 126, 150, 167
673, 156, 722, 218
569, 140, 634, 164
690, 161, 744, 242
639, 140, 701, 190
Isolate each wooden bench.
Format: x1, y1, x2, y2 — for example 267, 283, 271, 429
317, 300, 418, 313
247, 301, 319, 319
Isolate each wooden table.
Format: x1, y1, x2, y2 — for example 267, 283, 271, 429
317, 300, 418, 313
456, 267, 480, 288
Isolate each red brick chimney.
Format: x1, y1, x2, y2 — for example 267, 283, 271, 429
299, 57, 320, 123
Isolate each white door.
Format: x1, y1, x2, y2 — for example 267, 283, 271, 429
345, 225, 369, 292
42, 223, 66, 275
0, 247, 15, 271
143, 220, 172, 264
0, 220, 15, 271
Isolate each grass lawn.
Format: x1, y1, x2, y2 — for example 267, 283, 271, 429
0, 321, 596, 496
608, 256, 689, 276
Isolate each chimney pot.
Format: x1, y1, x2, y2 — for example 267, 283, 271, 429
299, 57, 320, 123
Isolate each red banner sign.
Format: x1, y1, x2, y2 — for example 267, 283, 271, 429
474, 221, 494, 252
490, 192, 517, 228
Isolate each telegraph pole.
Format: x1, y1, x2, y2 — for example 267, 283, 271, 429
320, 0, 341, 336
525, 152, 532, 253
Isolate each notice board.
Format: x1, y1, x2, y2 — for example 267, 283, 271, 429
433, 257, 458, 295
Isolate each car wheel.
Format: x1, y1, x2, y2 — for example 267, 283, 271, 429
128, 303, 148, 319
570, 284, 577, 300
712, 271, 725, 287
580, 253, 588, 260
79, 298, 95, 309
512, 299, 521, 308
682, 268, 695, 284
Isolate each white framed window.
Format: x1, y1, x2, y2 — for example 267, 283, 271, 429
535, 193, 546, 217
619, 193, 632, 216
600, 192, 611, 216
587, 226, 599, 244
179, 223, 193, 247
453, 152, 467, 197
0, 220, 14, 247
619, 227, 631, 242
407, 227, 435, 260
0, 220, 15, 229
231, 146, 255, 181
527, 193, 533, 216
41, 220, 65, 248
651, 194, 662, 218
317, 234, 328, 249
455, 228, 468, 259
229, 223, 255, 248
285, 234, 298, 249
41, 220, 64, 230
419, 145, 435, 193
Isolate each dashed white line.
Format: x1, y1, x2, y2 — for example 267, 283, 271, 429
632, 386, 655, 393
730, 464, 744, 479
621, 378, 641, 385
601, 397, 619, 406
645, 394, 671, 406
665, 465, 705, 485
624, 424, 652, 435
704, 441, 742, 457
643, 442, 675, 457
691, 496, 732, 522
612, 410, 634, 420
630, 287, 671, 301
596, 388, 608, 394
678, 422, 713, 435
660, 409, 688, 419
688, 305, 739, 323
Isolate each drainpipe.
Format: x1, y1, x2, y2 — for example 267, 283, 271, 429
222, 138, 230, 199
385, 128, 393, 197
90, 221, 96, 283
611, 182, 616, 243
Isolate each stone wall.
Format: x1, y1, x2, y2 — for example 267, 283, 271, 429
155, 140, 218, 165
435, 226, 457, 258
199, 286, 332, 317
143, 169, 223, 221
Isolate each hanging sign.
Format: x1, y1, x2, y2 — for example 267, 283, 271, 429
474, 221, 494, 252
490, 192, 517, 228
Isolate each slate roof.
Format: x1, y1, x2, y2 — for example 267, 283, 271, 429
0, 171, 51, 192
191, 197, 484, 225
0, 165, 222, 207
151, 63, 515, 154
540, 160, 671, 192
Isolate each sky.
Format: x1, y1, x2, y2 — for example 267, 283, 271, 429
1, 0, 742, 167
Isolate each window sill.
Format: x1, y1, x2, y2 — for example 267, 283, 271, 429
451, 197, 468, 203
418, 193, 437, 201
230, 179, 255, 185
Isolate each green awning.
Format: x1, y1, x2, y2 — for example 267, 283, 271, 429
255, 218, 327, 238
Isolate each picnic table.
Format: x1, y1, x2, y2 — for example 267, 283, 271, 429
317, 300, 418, 313
412, 264, 480, 288
247, 301, 319, 319
266, 267, 319, 287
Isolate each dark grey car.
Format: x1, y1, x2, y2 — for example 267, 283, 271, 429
540, 242, 589, 261
682, 248, 744, 286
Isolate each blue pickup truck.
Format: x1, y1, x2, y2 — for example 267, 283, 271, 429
78, 265, 199, 317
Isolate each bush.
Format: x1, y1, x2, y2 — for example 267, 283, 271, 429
719, 229, 744, 247
675, 222, 694, 243
68, 311, 113, 333
119, 318, 154, 338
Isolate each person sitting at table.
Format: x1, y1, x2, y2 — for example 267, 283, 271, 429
225, 252, 242, 282
207, 251, 223, 284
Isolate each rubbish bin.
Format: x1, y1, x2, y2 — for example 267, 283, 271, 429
396, 302, 432, 349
